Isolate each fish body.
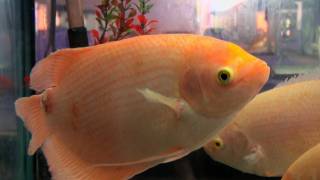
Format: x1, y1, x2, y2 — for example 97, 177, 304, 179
282, 143, 320, 180
205, 77, 320, 177
15, 34, 269, 179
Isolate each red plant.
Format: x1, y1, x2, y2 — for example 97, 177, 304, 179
131, 0, 158, 35
131, 14, 158, 35
111, 0, 137, 41
92, 0, 158, 45
92, 0, 118, 44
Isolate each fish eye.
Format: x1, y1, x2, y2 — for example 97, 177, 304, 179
213, 138, 224, 149
217, 68, 233, 85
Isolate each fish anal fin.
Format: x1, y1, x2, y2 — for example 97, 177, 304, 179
15, 94, 51, 155
243, 144, 265, 166
43, 136, 156, 180
30, 48, 90, 92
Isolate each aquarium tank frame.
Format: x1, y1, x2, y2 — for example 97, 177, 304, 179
16, 0, 36, 179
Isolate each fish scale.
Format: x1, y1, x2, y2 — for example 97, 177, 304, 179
76, 71, 177, 123
75, 56, 179, 102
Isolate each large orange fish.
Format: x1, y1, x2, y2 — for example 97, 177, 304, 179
204, 71, 320, 177
15, 34, 269, 179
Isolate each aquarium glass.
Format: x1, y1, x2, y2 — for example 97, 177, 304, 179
33, 0, 320, 179
0, 1, 34, 180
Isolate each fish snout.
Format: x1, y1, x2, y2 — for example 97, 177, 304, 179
237, 57, 270, 87
246, 59, 270, 87
255, 60, 270, 77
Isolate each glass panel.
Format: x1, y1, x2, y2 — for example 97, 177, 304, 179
0, 1, 20, 179
0, 1, 34, 180
200, 0, 320, 90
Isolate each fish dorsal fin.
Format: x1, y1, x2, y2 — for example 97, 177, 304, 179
30, 48, 90, 92
275, 68, 320, 88
42, 135, 155, 180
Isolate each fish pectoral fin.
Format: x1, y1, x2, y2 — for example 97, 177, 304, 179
15, 93, 51, 155
43, 135, 156, 180
243, 144, 264, 165
137, 88, 187, 118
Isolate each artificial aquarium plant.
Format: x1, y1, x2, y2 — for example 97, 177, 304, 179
92, 0, 158, 45
131, 0, 158, 35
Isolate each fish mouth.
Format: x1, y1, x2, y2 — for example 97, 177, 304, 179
236, 59, 270, 86
253, 59, 270, 85
243, 59, 270, 86
256, 60, 270, 76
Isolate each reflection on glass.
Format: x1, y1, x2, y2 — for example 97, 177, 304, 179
197, 0, 320, 75
0, 1, 22, 179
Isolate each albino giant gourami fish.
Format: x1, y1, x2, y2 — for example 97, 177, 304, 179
282, 143, 320, 180
15, 34, 269, 179
204, 72, 320, 177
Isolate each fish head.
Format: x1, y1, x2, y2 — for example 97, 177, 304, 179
180, 37, 270, 118
204, 123, 253, 170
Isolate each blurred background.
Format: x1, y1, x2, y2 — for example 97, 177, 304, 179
0, 0, 319, 179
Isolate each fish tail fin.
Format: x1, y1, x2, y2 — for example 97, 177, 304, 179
15, 95, 50, 155
43, 136, 154, 180
30, 48, 90, 92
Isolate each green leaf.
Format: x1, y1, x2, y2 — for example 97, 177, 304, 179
109, 6, 118, 14
145, 4, 153, 13
104, 9, 111, 17
106, 13, 118, 21
96, 17, 103, 27
133, 3, 141, 12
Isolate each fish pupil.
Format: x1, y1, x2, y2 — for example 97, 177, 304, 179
220, 73, 229, 81
217, 68, 232, 85
215, 142, 221, 147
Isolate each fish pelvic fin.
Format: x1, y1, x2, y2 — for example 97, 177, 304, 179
15, 94, 51, 155
30, 48, 90, 92
43, 135, 156, 180
243, 144, 265, 166
137, 88, 187, 119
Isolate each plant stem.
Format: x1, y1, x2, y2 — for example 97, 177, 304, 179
99, 24, 108, 43
115, 0, 126, 40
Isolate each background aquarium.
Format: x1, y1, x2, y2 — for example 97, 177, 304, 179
0, 0, 319, 179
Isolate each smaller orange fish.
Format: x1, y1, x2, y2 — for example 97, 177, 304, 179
204, 70, 320, 177
282, 143, 320, 180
